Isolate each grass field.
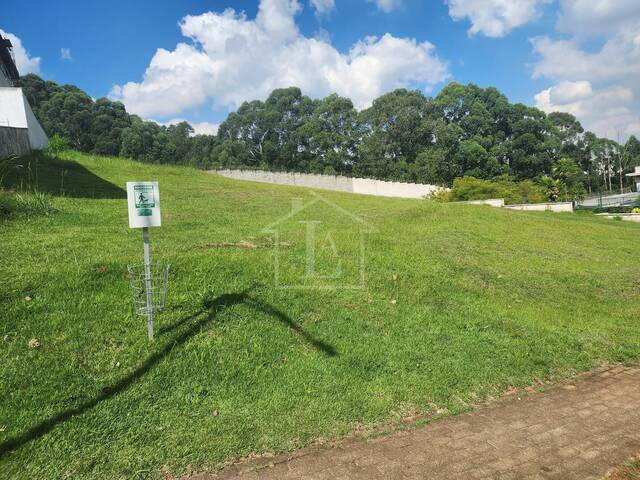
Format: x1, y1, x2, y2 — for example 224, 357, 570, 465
2, 151, 640, 479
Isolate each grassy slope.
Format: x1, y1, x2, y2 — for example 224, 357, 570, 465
1, 151, 640, 479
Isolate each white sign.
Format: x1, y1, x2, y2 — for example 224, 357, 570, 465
127, 181, 161, 228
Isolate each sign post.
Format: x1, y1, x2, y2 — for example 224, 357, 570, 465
142, 227, 153, 340
126, 181, 161, 341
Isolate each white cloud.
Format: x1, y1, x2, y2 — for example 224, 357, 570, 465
0, 29, 40, 75
547, 80, 592, 104
531, 3, 640, 140
151, 118, 220, 136
557, 0, 640, 36
445, 0, 548, 37
531, 31, 640, 82
535, 83, 637, 139
110, 0, 448, 117
60, 48, 72, 61
310, 0, 335, 15
191, 121, 220, 136
368, 0, 402, 13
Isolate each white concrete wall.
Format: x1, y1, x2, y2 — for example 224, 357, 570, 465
596, 213, 640, 223
214, 169, 444, 199
0, 87, 27, 127
504, 202, 573, 212
465, 198, 505, 207
351, 177, 439, 198
23, 96, 48, 150
0, 87, 48, 152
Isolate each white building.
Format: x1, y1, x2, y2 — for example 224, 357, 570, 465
0, 34, 48, 158
626, 166, 640, 192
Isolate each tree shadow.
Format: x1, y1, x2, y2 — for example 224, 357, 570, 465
158, 291, 337, 357
1, 153, 126, 199
243, 296, 337, 357
0, 289, 335, 457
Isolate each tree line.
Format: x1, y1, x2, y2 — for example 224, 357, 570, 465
20, 73, 640, 194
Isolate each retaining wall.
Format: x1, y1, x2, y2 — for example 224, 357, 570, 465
465, 198, 505, 207
596, 213, 640, 223
461, 198, 573, 212
213, 169, 443, 199
504, 202, 573, 212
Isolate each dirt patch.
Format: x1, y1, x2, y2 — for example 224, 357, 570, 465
202, 239, 292, 250
204, 240, 260, 249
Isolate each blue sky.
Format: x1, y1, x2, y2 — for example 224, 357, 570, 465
2, 0, 639, 140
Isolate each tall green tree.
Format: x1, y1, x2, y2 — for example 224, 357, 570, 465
19, 72, 631, 195
551, 157, 586, 201
356, 89, 434, 180
294, 94, 357, 174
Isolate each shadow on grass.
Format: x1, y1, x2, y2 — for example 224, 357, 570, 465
0, 289, 336, 458
158, 292, 337, 356
1, 153, 126, 199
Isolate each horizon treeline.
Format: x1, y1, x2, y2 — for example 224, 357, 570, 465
19, 73, 640, 191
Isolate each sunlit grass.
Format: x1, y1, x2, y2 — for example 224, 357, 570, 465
1, 150, 640, 479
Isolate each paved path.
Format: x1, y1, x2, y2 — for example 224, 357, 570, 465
193, 365, 640, 480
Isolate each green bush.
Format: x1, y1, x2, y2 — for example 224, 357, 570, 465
46, 134, 68, 156
511, 179, 547, 204
592, 206, 633, 214
0, 155, 20, 188
447, 176, 506, 202
0, 191, 18, 218
15, 191, 57, 216
428, 188, 452, 202
446, 176, 547, 204
0, 190, 57, 219
551, 158, 586, 201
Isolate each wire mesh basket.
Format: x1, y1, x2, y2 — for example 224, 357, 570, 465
127, 262, 170, 316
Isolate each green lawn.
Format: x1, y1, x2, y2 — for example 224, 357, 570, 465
1, 151, 640, 479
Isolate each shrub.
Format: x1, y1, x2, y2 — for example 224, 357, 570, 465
0, 155, 19, 188
46, 135, 68, 156
15, 191, 57, 216
592, 206, 633, 214
428, 188, 452, 202
0, 191, 18, 218
516, 179, 547, 204
1, 190, 58, 219
445, 176, 547, 204
538, 175, 565, 202
551, 158, 586, 201
448, 176, 505, 202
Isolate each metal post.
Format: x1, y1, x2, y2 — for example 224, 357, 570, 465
143, 226, 154, 341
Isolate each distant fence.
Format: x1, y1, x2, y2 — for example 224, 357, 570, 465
576, 192, 640, 209
213, 169, 444, 199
